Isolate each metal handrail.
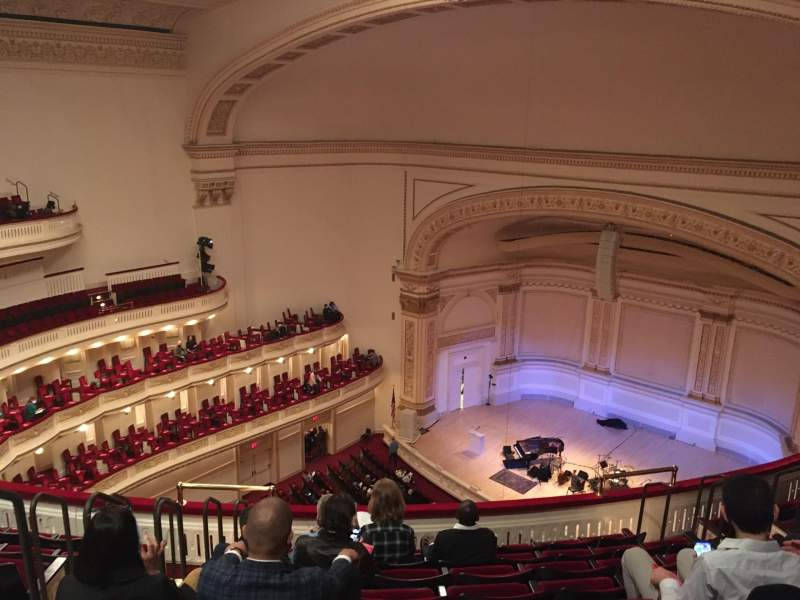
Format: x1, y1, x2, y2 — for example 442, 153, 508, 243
202, 497, 224, 562
0, 489, 41, 600
691, 474, 725, 533
596, 465, 678, 496
175, 481, 274, 506
30, 492, 76, 589
153, 497, 187, 577
82, 491, 130, 531
635, 482, 668, 537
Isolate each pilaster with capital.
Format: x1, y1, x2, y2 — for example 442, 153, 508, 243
688, 311, 733, 403
396, 272, 440, 426
495, 281, 521, 364
583, 296, 618, 373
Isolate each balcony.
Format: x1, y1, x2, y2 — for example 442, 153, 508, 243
0, 208, 82, 260
0, 276, 229, 376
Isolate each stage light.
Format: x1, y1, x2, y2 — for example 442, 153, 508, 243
90, 341, 104, 348
207, 379, 215, 385
77, 424, 89, 433
38, 356, 54, 365
162, 325, 175, 332
276, 357, 285, 364
186, 319, 198, 326
13, 367, 26, 375
114, 335, 130, 343
244, 367, 253, 374
100, 302, 106, 308
122, 407, 131, 414
138, 329, 152, 337
96, 295, 101, 300
65, 348, 80, 356
34, 447, 44, 455
207, 314, 216, 320
307, 347, 314, 354
167, 391, 176, 399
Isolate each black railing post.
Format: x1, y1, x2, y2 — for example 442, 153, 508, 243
82, 492, 130, 531
202, 497, 224, 562
30, 492, 76, 580
153, 497, 187, 577
232, 499, 248, 542
0, 489, 41, 600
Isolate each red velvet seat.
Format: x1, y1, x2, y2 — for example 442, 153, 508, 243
451, 565, 517, 577
534, 576, 620, 593
447, 583, 532, 598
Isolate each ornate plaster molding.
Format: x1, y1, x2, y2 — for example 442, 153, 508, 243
192, 175, 235, 207
438, 326, 496, 349
399, 291, 440, 315
185, 0, 800, 145
0, 1, 196, 31
185, 140, 800, 181
0, 18, 185, 70
405, 187, 800, 290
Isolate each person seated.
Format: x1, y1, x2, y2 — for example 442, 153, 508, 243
186, 335, 198, 351
23, 397, 39, 421
424, 500, 497, 565
365, 349, 380, 369
621, 474, 800, 599
173, 342, 188, 362
197, 497, 358, 600
55, 504, 191, 600
294, 494, 375, 600
359, 478, 416, 565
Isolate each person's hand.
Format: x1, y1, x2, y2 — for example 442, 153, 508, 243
140, 534, 167, 575
650, 565, 680, 586
337, 548, 360, 563
782, 540, 800, 556
227, 540, 248, 557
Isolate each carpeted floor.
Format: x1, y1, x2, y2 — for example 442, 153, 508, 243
490, 469, 538, 495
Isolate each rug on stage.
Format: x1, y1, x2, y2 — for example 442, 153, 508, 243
490, 469, 537, 494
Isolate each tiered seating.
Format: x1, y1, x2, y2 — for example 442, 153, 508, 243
16, 345, 381, 492
112, 274, 201, 305
0, 291, 95, 344
0, 194, 29, 222
362, 531, 696, 598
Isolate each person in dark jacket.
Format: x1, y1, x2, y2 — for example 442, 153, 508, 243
424, 499, 497, 565
293, 494, 374, 600
55, 504, 192, 600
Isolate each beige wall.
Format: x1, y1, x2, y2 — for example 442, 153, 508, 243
518, 291, 587, 363
233, 2, 800, 161
727, 327, 800, 430
0, 67, 197, 284
615, 304, 695, 391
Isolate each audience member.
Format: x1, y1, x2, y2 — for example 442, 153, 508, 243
621, 474, 800, 599
174, 342, 188, 361
294, 494, 375, 600
197, 497, 358, 600
55, 504, 191, 600
365, 349, 379, 369
424, 500, 497, 565
387, 438, 399, 470
359, 478, 416, 564
186, 335, 198, 351
23, 397, 39, 421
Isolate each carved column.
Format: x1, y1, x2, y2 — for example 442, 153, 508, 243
397, 275, 440, 432
584, 296, 617, 373
495, 281, 521, 364
689, 311, 733, 403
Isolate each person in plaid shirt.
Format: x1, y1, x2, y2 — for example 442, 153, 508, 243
359, 478, 416, 564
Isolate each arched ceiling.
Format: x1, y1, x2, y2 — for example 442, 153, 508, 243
186, 0, 800, 149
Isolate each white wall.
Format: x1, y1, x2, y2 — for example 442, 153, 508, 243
0, 66, 197, 285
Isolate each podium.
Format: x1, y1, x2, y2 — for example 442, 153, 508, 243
468, 429, 485, 455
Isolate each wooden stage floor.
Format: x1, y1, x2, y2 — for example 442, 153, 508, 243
411, 398, 749, 501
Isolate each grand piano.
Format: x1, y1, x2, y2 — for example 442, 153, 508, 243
502, 436, 565, 469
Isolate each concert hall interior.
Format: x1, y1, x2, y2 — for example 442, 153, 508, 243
0, 1, 799, 598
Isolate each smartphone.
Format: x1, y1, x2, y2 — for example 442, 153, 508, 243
694, 541, 712, 556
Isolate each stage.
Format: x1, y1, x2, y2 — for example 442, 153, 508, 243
412, 398, 750, 501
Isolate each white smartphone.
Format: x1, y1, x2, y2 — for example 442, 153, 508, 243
694, 541, 712, 556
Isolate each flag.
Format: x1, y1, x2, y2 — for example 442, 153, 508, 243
390, 386, 396, 428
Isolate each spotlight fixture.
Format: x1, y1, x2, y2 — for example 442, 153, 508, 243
167, 391, 176, 399
77, 424, 89, 433
207, 379, 215, 385
34, 447, 44, 455
244, 367, 253, 374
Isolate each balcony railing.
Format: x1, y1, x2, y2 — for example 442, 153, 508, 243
0, 277, 228, 375
0, 208, 81, 259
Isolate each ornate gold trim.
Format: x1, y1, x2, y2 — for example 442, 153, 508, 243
0, 19, 185, 70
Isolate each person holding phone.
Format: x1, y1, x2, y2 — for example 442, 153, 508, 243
621, 474, 800, 599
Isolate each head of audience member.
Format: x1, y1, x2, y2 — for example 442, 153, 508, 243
721, 474, 777, 539
368, 478, 405, 525
243, 497, 294, 560
75, 505, 144, 585
320, 494, 357, 541
315, 493, 332, 528
456, 500, 480, 527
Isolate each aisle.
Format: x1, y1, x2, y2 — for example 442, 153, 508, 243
412, 398, 749, 501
